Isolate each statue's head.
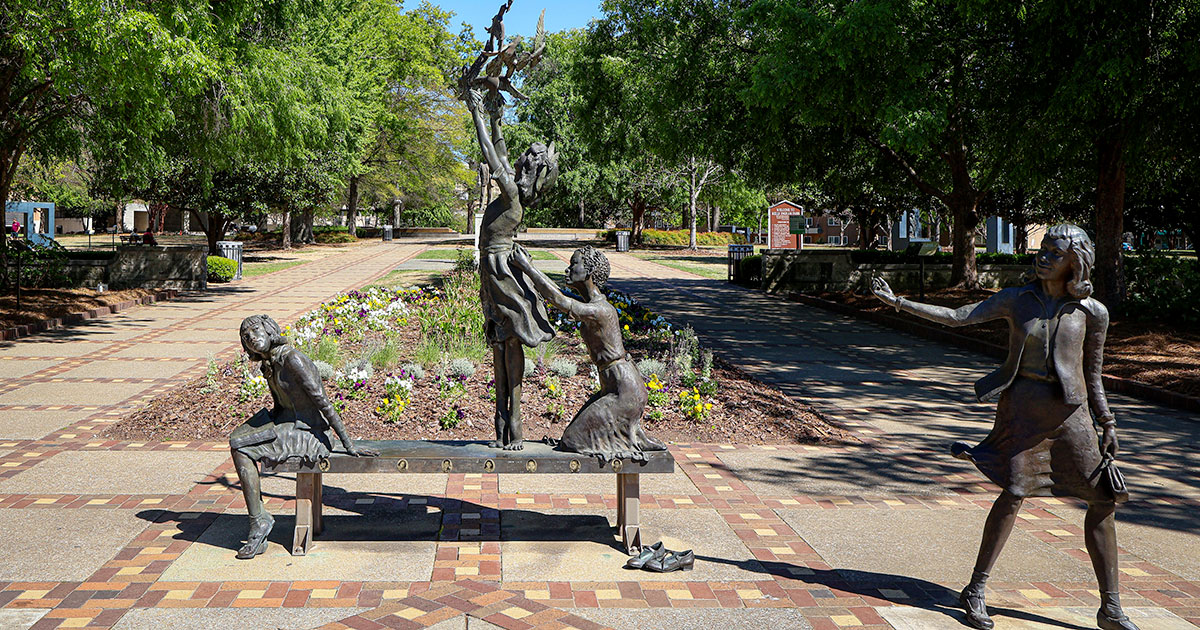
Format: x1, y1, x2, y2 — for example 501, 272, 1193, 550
240, 314, 288, 359
1036, 223, 1095, 299
516, 142, 559, 207
567, 245, 610, 293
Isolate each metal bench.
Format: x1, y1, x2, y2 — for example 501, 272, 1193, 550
263, 440, 676, 557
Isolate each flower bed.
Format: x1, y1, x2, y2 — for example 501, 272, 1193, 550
107, 267, 847, 445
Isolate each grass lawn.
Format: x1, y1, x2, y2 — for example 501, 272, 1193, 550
627, 251, 728, 280
242, 259, 308, 278
414, 248, 557, 261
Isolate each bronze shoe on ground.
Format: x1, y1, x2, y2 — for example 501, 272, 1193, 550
236, 514, 274, 559
959, 586, 994, 630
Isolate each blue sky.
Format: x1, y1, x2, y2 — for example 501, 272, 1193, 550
428, 1, 604, 38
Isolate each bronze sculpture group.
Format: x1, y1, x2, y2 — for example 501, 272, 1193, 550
220, 0, 1145, 624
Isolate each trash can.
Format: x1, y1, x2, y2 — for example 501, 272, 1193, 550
615, 230, 631, 252
382, 225, 393, 241
216, 240, 244, 280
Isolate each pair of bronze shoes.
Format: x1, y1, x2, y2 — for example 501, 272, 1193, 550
624, 541, 695, 572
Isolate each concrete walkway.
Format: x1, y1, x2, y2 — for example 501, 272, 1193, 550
0, 241, 1194, 630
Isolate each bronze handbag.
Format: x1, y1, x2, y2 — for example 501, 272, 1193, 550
1099, 455, 1130, 504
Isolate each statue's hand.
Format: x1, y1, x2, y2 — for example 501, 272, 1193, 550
508, 244, 532, 270
870, 276, 898, 306
346, 442, 380, 457
1101, 424, 1119, 458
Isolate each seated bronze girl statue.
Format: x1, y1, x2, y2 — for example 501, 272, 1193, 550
509, 245, 667, 461
228, 314, 378, 559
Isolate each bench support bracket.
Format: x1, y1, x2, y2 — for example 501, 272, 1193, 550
292, 472, 323, 556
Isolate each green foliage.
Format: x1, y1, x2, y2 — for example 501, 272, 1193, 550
300, 336, 343, 368
315, 229, 358, 244
9, 241, 70, 288
548, 359, 578, 379
1123, 253, 1200, 325
438, 407, 464, 430
604, 229, 746, 247
445, 358, 477, 379
542, 375, 562, 399
206, 256, 238, 282
737, 255, 762, 284
637, 358, 667, 380
369, 339, 402, 370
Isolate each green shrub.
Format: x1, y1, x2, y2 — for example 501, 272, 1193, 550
445, 358, 477, 379
207, 256, 237, 282
315, 228, 357, 244
548, 359, 578, 378
1123, 252, 1200, 325
602, 229, 748, 247
637, 358, 667, 380
11, 241, 70, 288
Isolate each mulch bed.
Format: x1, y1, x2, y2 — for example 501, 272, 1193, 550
0, 287, 163, 330
817, 289, 1200, 399
106, 311, 851, 448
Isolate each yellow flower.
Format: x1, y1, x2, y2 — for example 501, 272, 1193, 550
623, 325, 630, 331
704, 403, 712, 410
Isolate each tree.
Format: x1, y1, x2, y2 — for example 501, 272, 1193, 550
584, 0, 751, 248
1013, 1, 1198, 303
743, 0, 1035, 286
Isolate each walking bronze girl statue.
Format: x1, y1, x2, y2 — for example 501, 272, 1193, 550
872, 224, 1137, 630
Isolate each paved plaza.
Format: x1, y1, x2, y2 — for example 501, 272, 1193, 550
0, 241, 1195, 630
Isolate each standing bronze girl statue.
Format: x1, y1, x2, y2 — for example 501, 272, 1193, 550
459, 2, 558, 451
872, 224, 1137, 630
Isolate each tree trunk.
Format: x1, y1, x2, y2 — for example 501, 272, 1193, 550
293, 208, 314, 244
393, 198, 403, 228
1094, 134, 1127, 306
712, 205, 721, 234
281, 210, 292, 250
193, 210, 227, 255
346, 175, 361, 238
949, 200, 980, 288
578, 200, 585, 228
629, 196, 646, 244
688, 162, 699, 249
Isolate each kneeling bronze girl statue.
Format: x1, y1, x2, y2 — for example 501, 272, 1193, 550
872, 224, 1137, 630
229, 315, 378, 559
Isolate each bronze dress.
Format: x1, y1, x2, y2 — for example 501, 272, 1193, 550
476, 182, 553, 348
228, 349, 334, 467
900, 284, 1115, 502
967, 320, 1106, 500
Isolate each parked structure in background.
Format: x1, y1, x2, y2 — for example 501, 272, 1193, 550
767, 200, 888, 250
4, 201, 56, 246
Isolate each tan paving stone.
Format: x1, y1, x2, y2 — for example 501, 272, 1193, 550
499, 471, 698, 496
146, 329, 233, 343
572, 608, 812, 630
878, 606, 1195, 629
0, 609, 51, 630
110, 342, 232, 359
0, 450, 228, 495
501, 508, 764, 582
111, 607, 370, 630
0, 509, 151, 580
0, 409, 94, 439
57, 359, 197, 380
1048, 503, 1200, 580
0, 341, 106, 358
718, 446, 955, 497
161, 511, 439, 581
0, 359, 60, 379
0, 381, 151, 406
777, 507, 1096, 584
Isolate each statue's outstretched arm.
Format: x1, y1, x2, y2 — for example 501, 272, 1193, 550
466, 91, 506, 177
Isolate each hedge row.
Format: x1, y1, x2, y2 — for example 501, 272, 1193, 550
206, 256, 237, 282
602, 229, 747, 247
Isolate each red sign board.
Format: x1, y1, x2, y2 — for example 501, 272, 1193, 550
768, 201, 804, 249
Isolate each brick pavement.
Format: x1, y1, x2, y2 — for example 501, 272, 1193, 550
0, 242, 1194, 630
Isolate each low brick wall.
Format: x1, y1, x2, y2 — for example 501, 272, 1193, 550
761, 250, 1029, 293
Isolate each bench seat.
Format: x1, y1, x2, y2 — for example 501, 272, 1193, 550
262, 440, 676, 557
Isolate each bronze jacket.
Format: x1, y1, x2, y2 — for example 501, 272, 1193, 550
899, 284, 1111, 416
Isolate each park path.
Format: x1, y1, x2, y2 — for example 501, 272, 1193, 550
0, 240, 1195, 630
0, 241, 420, 442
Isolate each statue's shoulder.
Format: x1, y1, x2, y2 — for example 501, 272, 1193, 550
1079, 296, 1110, 323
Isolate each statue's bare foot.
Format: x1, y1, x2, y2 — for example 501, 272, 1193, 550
236, 514, 274, 560
503, 440, 524, 451
488, 440, 505, 449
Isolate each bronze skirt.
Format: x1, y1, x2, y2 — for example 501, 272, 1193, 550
966, 376, 1108, 501
230, 410, 332, 467
479, 248, 554, 347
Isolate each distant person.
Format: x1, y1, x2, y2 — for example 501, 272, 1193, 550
10, 220, 19, 235
142, 230, 157, 246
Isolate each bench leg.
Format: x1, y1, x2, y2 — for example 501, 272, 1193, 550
617, 473, 641, 555
293, 473, 320, 556
312, 473, 323, 536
